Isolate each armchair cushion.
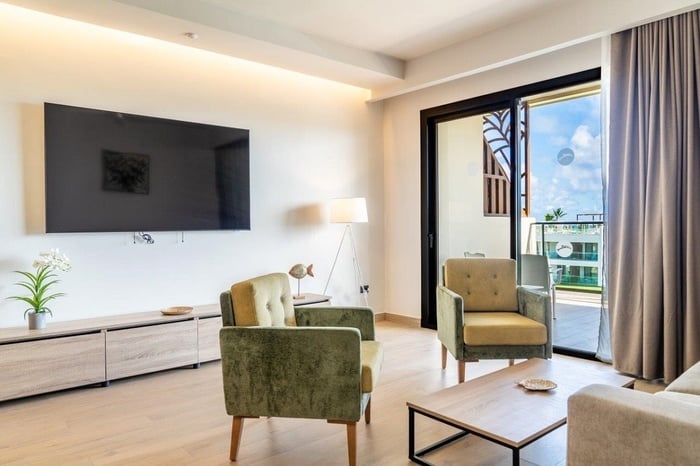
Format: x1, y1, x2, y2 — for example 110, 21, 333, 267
230, 272, 296, 327
360, 341, 383, 393
463, 312, 547, 346
444, 258, 518, 312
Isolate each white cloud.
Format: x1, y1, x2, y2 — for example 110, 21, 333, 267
553, 124, 602, 192
571, 125, 594, 148
569, 125, 601, 164
550, 136, 568, 146
531, 114, 559, 134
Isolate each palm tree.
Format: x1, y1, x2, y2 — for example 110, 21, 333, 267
545, 207, 567, 221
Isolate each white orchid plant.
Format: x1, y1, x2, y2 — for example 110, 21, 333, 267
8, 249, 72, 318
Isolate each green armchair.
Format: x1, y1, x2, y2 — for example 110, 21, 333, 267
437, 258, 552, 383
219, 273, 383, 465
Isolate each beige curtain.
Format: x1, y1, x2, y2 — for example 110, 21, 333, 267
608, 9, 700, 382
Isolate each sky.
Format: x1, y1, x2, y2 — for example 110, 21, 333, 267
527, 94, 602, 221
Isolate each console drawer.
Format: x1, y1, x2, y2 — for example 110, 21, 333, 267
0, 332, 105, 401
106, 320, 197, 380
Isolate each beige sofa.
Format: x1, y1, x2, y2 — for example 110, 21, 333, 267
567, 361, 700, 465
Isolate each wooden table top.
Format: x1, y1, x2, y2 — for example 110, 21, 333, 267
292, 293, 331, 306
407, 356, 634, 448
0, 303, 221, 344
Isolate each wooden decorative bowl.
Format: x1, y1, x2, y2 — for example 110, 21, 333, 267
518, 378, 558, 391
161, 306, 193, 316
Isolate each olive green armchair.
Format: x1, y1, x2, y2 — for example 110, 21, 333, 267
437, 258, 552, 383
219, 273, 383, 465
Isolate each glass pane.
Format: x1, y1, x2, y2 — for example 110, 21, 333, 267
437, 110, 511, 285
521, 85, 603, 354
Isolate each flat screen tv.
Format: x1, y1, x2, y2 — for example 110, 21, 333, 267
44, 103, 250, 233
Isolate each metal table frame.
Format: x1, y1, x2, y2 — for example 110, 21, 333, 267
408, 406, 554, 465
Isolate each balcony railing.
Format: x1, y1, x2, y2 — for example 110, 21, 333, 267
535, 222, 603, 235
545, 251, 599, 261
529, 221, 604, 288
560, 274, 599, 285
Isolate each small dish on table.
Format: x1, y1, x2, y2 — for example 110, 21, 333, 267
517, 378, 557, 391
161, 306, 193, 316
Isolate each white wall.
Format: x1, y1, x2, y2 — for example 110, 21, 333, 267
0, 4, 384, 327
382, 40, 601, 319
437, 116, 509, 266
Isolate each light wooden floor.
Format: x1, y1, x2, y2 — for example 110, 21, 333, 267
0, 321, 575, 465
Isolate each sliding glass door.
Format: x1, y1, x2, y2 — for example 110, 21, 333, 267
420, 69, 603, 358
522, 85, 603, 355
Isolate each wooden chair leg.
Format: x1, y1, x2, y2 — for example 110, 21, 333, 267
441, 344, 447, 369
328, 420, 357, 466
230, 416, 244, 461
346, 422, 357, 466
458, 360, 465, 383
508, 359, 515, 366
364, 397, 371, 424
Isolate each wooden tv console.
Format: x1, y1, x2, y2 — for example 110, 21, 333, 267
0, 305, 221, 402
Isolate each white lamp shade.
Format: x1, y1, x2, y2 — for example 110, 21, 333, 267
329, 197, 368, 223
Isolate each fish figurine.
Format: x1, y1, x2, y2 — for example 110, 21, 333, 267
289, 263, 314, 279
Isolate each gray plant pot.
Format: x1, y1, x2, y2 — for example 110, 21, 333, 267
28, 312, 47, 330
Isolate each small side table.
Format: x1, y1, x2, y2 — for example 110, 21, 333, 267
292, 293, 331, 306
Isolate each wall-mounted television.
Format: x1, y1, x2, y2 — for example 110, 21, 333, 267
44, 103, 250, 233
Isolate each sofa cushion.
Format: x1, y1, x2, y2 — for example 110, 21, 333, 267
654, 390, 700, 407
231, 273, 296, 327
463, 312, 547, 346
665, 361, 700, 396
444, 258, 518, 312
360, 340, 383, 393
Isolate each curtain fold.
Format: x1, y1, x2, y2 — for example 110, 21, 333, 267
609, 9, 700, 382
597, 35, 612, 364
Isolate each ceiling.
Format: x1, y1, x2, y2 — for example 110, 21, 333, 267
193, 0, 560, 61
1, 0, 564, 88
3, 0, 699, 98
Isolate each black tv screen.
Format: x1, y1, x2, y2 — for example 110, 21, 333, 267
44, 103, 250, 233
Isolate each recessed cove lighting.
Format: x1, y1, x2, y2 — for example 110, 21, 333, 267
183, 32, 198, 40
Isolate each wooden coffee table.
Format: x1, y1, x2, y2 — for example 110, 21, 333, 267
407, 356, 634, 465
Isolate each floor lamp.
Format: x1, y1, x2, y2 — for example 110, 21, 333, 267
323, 197, 369, 306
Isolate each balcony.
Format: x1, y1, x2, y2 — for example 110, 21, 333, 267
553, 289, 601, 353
528, 220, 604, 289
526, 221, 604, 353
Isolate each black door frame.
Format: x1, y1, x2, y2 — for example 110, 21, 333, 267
420, 68, 601, 329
